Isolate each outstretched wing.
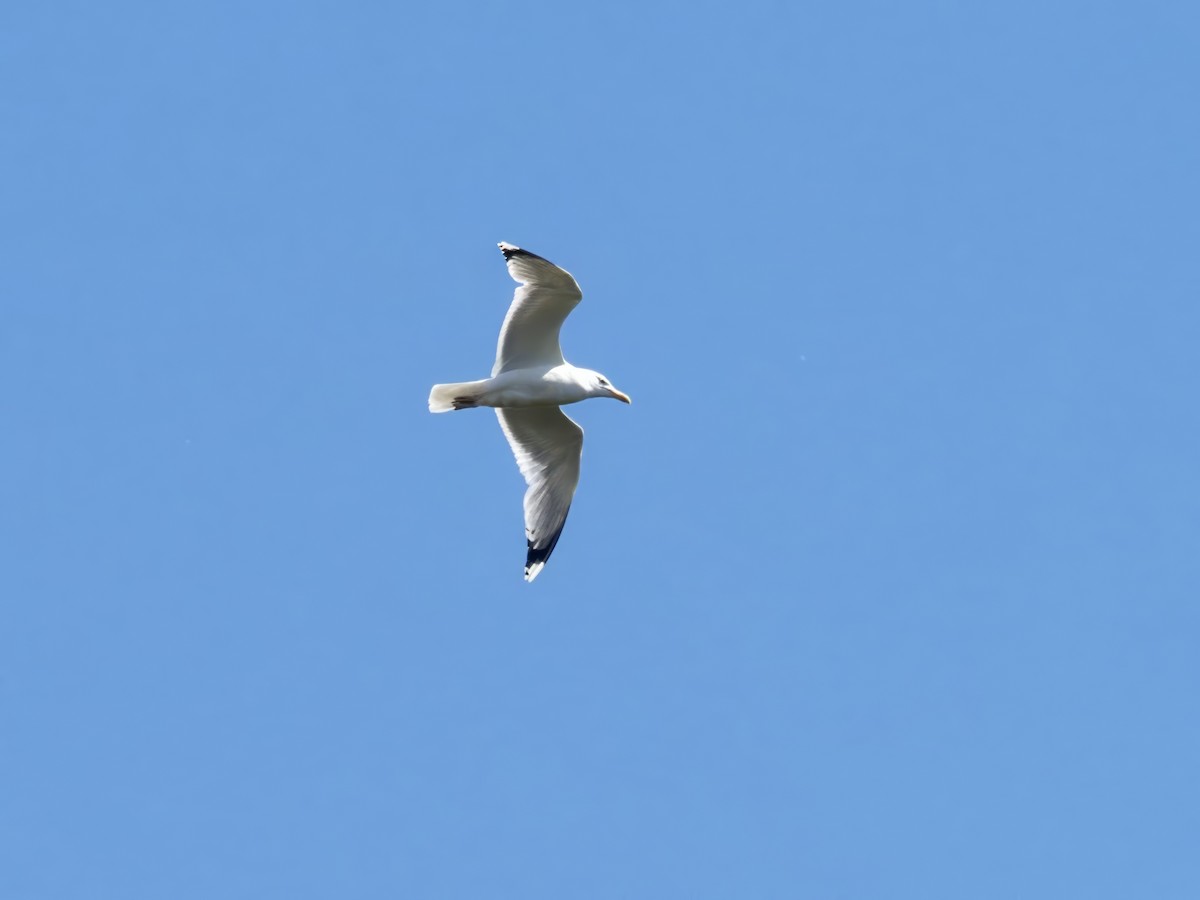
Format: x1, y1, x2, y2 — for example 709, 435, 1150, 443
492, 242, 583, 376
496, 406, 584, 582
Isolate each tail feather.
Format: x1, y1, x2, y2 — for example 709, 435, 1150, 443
428, 380, 488, 413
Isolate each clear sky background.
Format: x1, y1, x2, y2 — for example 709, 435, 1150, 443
3, 2, 1198, 897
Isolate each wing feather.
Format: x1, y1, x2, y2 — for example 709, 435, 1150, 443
492, 242, 583, 376
495, 407, 584, 582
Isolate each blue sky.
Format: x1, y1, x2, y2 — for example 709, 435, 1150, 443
3, 2, 1198, 897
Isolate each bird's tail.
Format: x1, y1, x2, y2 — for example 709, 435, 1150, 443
428, 380, 488, 413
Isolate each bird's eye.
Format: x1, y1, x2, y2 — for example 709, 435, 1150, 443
598, 378, 609, 386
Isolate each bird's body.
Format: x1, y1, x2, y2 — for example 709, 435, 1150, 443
428, 242, 630, 582
429, 364, 615, 411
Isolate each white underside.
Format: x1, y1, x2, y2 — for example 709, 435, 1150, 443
428, 365, 594, 412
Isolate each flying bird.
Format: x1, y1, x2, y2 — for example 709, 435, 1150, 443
428, 242, 631, 582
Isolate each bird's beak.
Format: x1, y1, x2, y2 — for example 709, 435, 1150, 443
609, 387, 632, 404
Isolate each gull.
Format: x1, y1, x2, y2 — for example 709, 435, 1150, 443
429, 242, 631, 582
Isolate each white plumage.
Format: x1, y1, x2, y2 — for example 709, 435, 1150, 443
428, 242, 630, 581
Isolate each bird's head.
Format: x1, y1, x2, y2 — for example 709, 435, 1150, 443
589, 371, 631, 404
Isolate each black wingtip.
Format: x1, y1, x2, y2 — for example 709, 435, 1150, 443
498, 241, 549, 264
523, 516, 569, 580
525, 535, 560, 570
